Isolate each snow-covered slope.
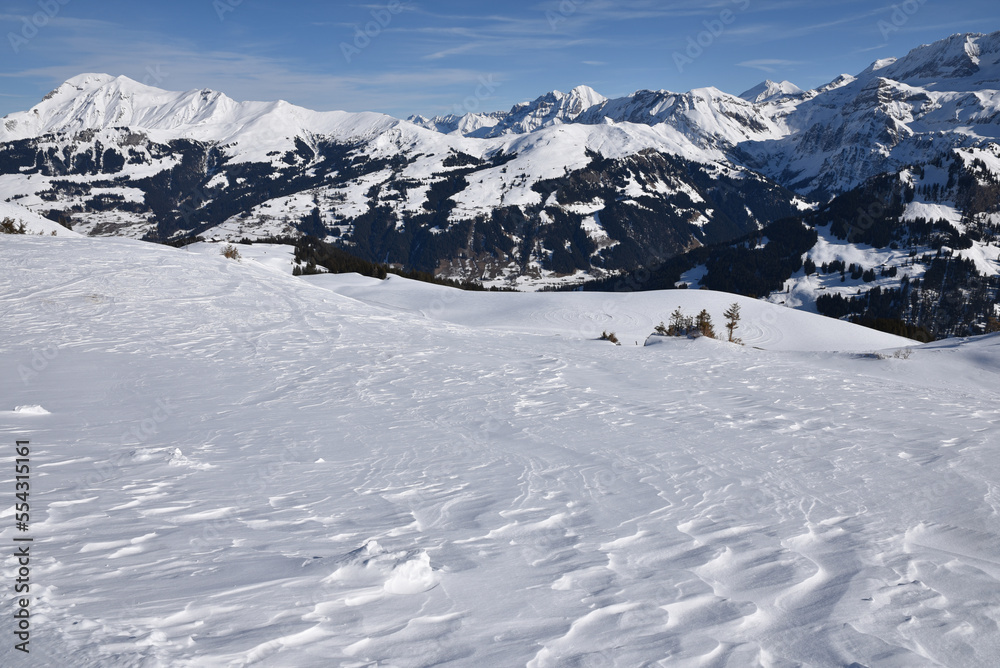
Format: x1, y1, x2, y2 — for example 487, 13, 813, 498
0, 200, 80, 236
317, 271, 914, 352
769, 149, 1000, 336
3, 235, 999, 667
749, 31, 1000, 197
420, 85, 784, 150
1, 73, 404, 165
407, 110, 507, 136
869, 31, 1000, 87
411, 85, 609, 138
738, 80, 805, 104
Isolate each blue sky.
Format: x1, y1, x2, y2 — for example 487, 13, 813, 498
1, 1, 998, 119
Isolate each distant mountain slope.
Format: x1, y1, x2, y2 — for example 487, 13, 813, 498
738, 80, 805, 104
0, 75, 804, 287
746, 32, 1000, 198
1, 31, 998, 291
410, 85, 609, 137
587, 146, 1000, 338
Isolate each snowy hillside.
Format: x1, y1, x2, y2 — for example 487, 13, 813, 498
316, 269, 914, 352
0, 72, 804, 286
0, 200, 80, 236
1, 31, 998, 291
604, 145, 1000, 339
410, 85, 610, 138
750, 32, 1000, 197
4, 235, 1000, 666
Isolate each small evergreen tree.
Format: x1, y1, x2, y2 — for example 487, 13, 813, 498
1, 218, 27, 234
667, 308, 684, 336
695, 309, 716, 338
599, 331, 620, 345
723, 302, 742, 344
667, 307, 692, 336
653, 321, 668, 336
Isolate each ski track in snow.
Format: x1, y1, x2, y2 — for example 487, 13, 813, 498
2, 237, 1000, 667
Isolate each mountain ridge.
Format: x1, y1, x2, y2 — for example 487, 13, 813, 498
1, 30, 998, 303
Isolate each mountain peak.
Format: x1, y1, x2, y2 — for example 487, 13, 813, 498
862, 31, 1000, 85
564, 84, 607, 110
53, 73, 164, 97
9, 74, 242, 139
63, 72, 120, 88
738, 79, 804, 104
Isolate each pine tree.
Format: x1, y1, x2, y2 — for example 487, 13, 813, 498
695, 309, 716, 338
654, 321, 668, 336
667, 307, 688, 336
723, 302, 742, 344
0, 217, 27, 234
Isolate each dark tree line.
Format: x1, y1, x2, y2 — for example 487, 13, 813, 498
816, 253, 999, 338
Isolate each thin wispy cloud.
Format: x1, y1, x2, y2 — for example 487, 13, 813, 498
853, 43, 890, 54
737, 59, 806, 74
0, 0, 996, 119
0, 21, 500, 115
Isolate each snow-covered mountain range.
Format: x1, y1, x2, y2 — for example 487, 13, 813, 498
408, 31, 1000, 198
5, 32, 1000, 663
1, 31, 999, 297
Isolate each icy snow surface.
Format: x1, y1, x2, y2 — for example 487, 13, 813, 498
2, 236, 999, 667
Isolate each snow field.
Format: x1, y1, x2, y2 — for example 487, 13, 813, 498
1, 236, 999, 667
314, 265, 915, 352
0, 201, 81, 237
